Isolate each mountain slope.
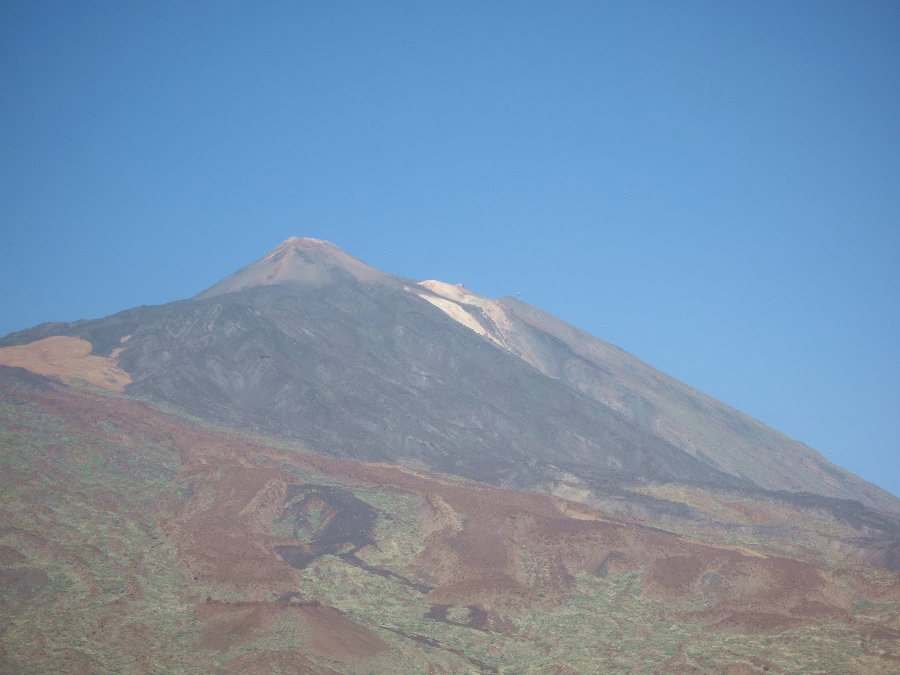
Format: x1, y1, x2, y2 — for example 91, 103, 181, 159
2, 237, 895, 514
416, 280, 893, 509
1, 367, 898, 673
2, 238, 899, 672
195, 237, 393, 298
3, 279, 738, 494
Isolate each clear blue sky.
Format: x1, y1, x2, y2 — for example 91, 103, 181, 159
2, 1, 898, 497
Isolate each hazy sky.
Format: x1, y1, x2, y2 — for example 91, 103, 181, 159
2, 2, 898, 496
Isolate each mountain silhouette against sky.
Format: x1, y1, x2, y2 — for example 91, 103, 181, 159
3, 237, 899, 673
2, 237, 896, 517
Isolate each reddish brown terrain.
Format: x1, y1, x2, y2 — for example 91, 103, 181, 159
0, 336, 131, 392
2, 370, 898, 672
2, 240, 898, 672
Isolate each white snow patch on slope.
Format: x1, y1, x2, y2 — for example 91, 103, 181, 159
415, 280, 517, 351
416, 293, 504, 347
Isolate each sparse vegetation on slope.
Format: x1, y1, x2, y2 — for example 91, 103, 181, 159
1, 370, 897, 672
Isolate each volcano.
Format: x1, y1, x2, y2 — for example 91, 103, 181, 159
1, 238, 898, 673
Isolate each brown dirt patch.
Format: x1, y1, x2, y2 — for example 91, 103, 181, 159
594, 551, 629, 577
305, 602, 388, 658
222, 649, 339, 674
646, 554, 707, 595
0, 567, 49, 603
702, 610, 808, 633
0, 545, 26, 566
167, 464, 299, 599
14, 382, 884, 648
197, 598, 386, 659
0, 336, 131, 391
196, 601, 271, 650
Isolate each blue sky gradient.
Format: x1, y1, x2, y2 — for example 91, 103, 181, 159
2, 1, 898, 496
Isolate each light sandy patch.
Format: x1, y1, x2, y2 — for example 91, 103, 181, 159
418, 280, 516, 346
417, 280, 477, 305
0, 336, 131, 392
551, 484, 599, 508
416, 494, 464, 538
416, 293, 505, 347
548, 471, 603, 509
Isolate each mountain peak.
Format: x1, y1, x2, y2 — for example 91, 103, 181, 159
275, 235, 329, 249
194, 237, 391, 299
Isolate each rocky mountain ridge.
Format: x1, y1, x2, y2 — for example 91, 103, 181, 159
2, 237, 899, 672
2, 237, 895, 515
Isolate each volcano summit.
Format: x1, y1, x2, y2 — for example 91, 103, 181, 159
1, 238, 898, 672
4, 237, 893, 511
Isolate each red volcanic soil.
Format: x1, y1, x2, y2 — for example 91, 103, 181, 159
197, 599, 386, 657
15, 379, 897, 665
221, 649, 337, 675
0, 567, 50, 605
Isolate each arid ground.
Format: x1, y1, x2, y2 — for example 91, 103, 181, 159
1, 367, 898, 673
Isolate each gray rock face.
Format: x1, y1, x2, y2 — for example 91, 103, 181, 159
3, 238, 897, 515
119, 281, 738, 490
